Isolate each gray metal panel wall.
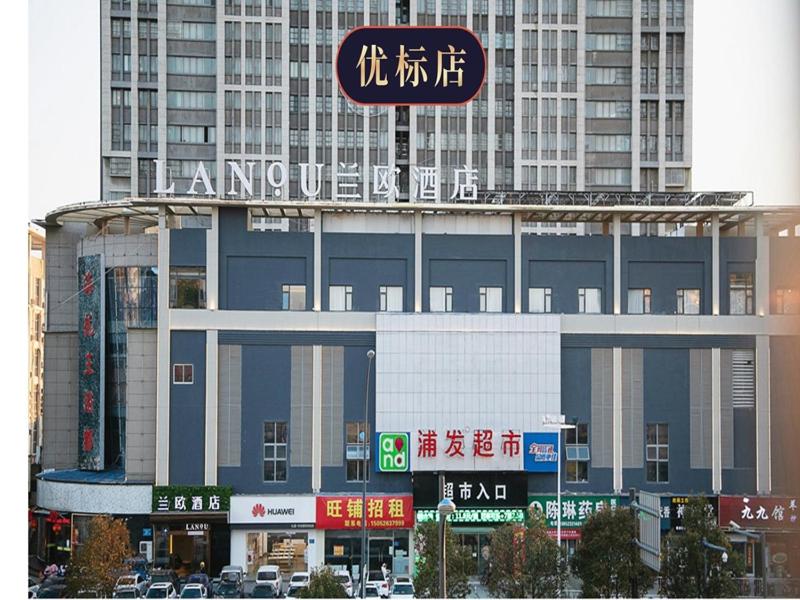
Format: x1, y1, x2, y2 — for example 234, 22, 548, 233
721, 350, 734, 469
591, 348, 613, 468
41, 332, 79, 469
290, 346, 313, 467
689, 349, 712, 469
125, 328, 157, 481
622, 348, 643, 468
218, 345, 242, 468
321, 347, 344, 467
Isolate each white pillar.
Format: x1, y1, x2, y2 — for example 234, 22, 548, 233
415, 212, 422, 313
756, 335, 771, 494
514, 214, 522, 314
613, 215, 622, 315
711, 347, 721, 493
314, 210, 322, 311
613, 346, 623, 493
206, 207, 219, 310
312, 345, 323, 492
155, 207, 171, 485
205, 330, 219, 485
712, 214, 720, 316
755, 215, 770, 316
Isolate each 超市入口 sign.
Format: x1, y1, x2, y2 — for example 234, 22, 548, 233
229, 496, 316, 529
413, 472, 528, 509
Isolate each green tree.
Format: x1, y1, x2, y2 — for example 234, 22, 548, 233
300, 566, 349, 598
571, 505, 655, 597
67, 515, 132, 597
660, 496, 744, 598
413, 519, 473, 598
486, 512, 564, 598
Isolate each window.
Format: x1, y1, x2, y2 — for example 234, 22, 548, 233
776, 288, 799, 314
379, 286, 403, 312
627, 288, 652, 314
169, 268, 206, 309
173, 363, 194, 384
676, 288, 701, 315
729, 273, 754, 315
34, 314, 41, 337
646, 423, 668, 483
479, 287, 503, 313
346, 421, 370, 482
529, 287, 552, 313
430, 286, 453, 312
565, 423, 589, 483
263, 422, 288, 482
35, 278, 42, 304
329, 285, 353, 311
578, 288, 602, 314
282, 285, 306, 311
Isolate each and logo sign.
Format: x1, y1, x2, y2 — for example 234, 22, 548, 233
376, 432, 410, 472
336, 26, 486, 105
527, 495, 620, 530
152, 486, 232, 513
413, 472, 528, 509
718, 496, 800, 531
316, 495, 414, 530
230, 496, 316, 528
523, 433, 559, 473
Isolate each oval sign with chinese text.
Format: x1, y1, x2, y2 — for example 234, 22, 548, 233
336, 26, 486, 105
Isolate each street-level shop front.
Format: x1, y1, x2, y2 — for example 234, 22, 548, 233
317, 495, 414, 582
150, 485, 231, 578
229, 495, 319, 577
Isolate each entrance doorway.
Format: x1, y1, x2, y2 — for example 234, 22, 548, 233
456, 532, 491, 577
368, 537, 393, 572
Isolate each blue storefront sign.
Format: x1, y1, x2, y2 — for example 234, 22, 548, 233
523, 432, 559, 472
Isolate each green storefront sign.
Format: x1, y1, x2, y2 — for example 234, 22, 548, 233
152, 486, 232, 513
416, 508, 526, 525
527, 495, 619, 529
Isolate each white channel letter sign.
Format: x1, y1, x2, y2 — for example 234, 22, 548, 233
229, 496, 317, 527
150, 159, 479, 203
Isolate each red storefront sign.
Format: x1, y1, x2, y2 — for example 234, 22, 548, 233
316, 495, 414, 529
718, 496, 799, 530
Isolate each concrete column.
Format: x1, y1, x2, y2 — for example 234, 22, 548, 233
711, 347, 721, 493
613, 214, 622, 315
712, 214, 720, 316
415, 212, 423, 313
314, 209, 322, 311
755, 215, 770, 316
613, 346, 623, 493
514, 214, 522, 313
206, 208, 219, 310
155, 207, 171, 485
204, 330, 218, 485
755, 335, 771, 494
312, 345, 323, 492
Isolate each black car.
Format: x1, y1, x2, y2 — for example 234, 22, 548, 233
215, 581, 241, 598
36, 585, 69, 598
251, 583, 278, 598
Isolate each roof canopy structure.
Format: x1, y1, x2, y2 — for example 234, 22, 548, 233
36, 191, 800, 235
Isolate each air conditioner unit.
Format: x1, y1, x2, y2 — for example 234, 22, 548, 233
140, 540, 153, 562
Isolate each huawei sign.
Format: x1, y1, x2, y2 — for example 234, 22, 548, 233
230, 496, 315, 526
250, 502, 296, 517
252, 503, 267, 518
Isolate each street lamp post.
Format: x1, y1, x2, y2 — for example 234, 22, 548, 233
437, 496, 457, 599
702, 537, 729, 596
361, 349, 375, 599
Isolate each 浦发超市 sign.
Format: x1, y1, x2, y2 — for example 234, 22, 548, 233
527, 495, 619, 529
413, 473, 528, 509
718, 496, 799, 530
376, 432, 410, 472
316, 496, 414, 529
77, 255, 105, 471
152, 486, 232, 513
523, 433, 559, 473
336, 26, 486, 105
229, 496, 316, 528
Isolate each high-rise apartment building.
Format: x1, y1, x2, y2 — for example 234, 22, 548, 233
28, 228, 46, 468
101, 0, 692, 202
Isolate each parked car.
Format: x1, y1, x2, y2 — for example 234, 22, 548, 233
365, 571, 390, 598
333, 570, 353, 598
256, 565, 283, 596
35, 585, 68, 598
149, 570, 180, 592
286, 572, 309, 596
115, 573, 149, 596
364, 583, 381, 598
219, 565, 244, 596
185, 573, 210, 596
145, 582, 178, 598
113, 588, 143, 598
251, 583, 278, 598
178, 583, 207, 598
390, 581, 415, 599
214, 581, 241, 598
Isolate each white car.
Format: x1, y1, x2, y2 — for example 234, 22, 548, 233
365, 571, 390, 598
391, 581, 415, 599
333, 570, 353, 597
179, 583, 207, 598
287, 571, 310, 595
364, 583, 381, 598
145, 582, 177, 598
256, 565, 283, 596
115, 574, 148, 596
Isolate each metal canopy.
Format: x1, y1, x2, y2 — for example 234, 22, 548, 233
35, 192, 800, 235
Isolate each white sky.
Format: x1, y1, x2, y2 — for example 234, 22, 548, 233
27, 0, 800, 219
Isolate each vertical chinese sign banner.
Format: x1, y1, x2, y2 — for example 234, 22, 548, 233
77, 255, 105, 470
